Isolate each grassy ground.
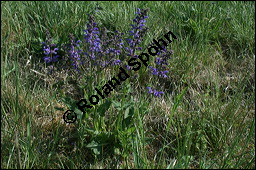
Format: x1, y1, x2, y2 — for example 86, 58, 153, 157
1, 1, 255, 169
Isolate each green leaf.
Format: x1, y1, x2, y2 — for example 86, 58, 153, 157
61, 96, 84, 120
124, 106, 134, 119
86, 140, 99, 148
74, 107, 83, 119
125, 127, 136, 135
61, 96, 76, 109
112, 100, 121, 108
97, 100, 112, 117
86, 140, 101, 155
123, 106, 134, 129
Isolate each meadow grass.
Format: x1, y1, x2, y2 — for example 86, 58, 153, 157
1, 1, 255, 169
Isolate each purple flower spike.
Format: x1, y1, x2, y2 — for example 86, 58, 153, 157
126, 8, 149, 58
147, 87, 153, 94
42, 38, 59, 64
114, 59, 121, 65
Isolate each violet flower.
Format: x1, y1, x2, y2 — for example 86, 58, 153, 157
42, 42, 59, 63
147, 87, 164, 97
84, 15, 102, 63
65, 34, 82, 71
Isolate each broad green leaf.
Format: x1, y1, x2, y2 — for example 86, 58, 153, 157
98, 100, 112, 117
123, 106, 134, 129
86, 140, 101, 155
